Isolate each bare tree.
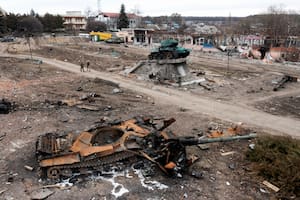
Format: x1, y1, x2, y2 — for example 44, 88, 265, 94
86, 18, 107, 32
18, 16, 43, 35
170, 13, 183, 26
264, 5, 288, 46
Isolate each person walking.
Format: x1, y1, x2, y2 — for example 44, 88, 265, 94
86, 60, 90, 72
80, 62, 84, 72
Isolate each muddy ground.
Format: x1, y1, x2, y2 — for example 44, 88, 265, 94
31, 41, 300, 119
1, 37, 299, 199
0, 57, 272, 200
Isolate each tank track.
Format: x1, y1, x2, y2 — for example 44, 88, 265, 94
42, 151, 136, 179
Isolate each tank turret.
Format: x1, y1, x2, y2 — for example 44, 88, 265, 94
148, 39, 190, 60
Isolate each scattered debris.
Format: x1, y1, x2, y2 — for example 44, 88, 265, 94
30, 188, 54, 200
43, 179, 73, 190
0, 99, 12, 114
79, 93, 100, 101
199, 81, 213, 91
0, 133, 6, 141
249, 143, 255, 150
208, 124, 248, 138
228, 163, 235, 170
273, 75, 297, 91
7, 176, 14, 183
112, 88, 122, 94
76, 105, 100, 111
262, 181, 280, 192
0, 188, 8, 195
61, 99, 83, 107
259, 188, 269, 194
198, 144, 210, 150
180, 78, 206, 86
221, 151, 235, 156
190, 171, 204, 179
24, 165, 34, 171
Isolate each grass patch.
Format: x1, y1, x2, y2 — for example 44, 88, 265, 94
246, 135, 300, 198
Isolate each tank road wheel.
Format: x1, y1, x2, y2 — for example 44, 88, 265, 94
165, 52, 173, 59
158, 53, 164, 60
172, 51, 178, 59
61, 168, 73, 178
47, 167, 61, 179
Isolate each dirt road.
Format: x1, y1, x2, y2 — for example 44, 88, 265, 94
2, 54, 300, 138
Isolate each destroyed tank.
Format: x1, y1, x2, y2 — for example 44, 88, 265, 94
148, 39, 190, 60
36, 117, 256, 180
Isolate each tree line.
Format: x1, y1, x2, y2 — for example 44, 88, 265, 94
0, 10, 64, 36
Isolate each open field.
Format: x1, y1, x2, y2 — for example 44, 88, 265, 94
0, 37, 299, 200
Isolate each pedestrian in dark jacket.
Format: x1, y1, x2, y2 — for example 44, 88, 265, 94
86, 61, 90, 72
80, 62, 84, 72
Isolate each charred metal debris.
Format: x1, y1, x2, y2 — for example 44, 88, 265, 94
0, 99, 13, 114
36, 117, 256, 180
273, 75, 297, 91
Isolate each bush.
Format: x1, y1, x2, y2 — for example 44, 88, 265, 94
246, 135, 300, 197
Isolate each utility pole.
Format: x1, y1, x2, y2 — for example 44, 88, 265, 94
227, 49, 231, 76
97, 0, 101, 14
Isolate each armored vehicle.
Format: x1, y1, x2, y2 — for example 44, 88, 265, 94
148, 39, 190, 60
36, 117, 256, 180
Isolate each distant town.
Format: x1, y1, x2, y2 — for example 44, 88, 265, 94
1, 4, 300, 62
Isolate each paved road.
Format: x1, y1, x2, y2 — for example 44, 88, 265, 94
2, 54, 300, 138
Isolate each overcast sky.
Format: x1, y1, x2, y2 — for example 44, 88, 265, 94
1, 0, 299, 16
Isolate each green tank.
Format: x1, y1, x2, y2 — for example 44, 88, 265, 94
148, 39, 190, 60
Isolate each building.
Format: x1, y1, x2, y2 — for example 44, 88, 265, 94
63, 11, 87, 31
97, 12, 141, 30
117, 28, 154, 45
0, 6, 7, 16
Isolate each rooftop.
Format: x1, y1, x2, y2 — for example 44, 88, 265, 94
101, 12, 140, 19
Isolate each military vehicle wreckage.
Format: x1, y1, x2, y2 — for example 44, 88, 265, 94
36, 117, 256, 180
148, 39, 190, 60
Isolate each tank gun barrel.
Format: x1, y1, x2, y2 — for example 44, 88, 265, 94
177, 133, 257, 146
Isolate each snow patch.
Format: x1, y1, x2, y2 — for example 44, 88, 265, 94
133, 168, 168, 191
92, 170, 129, 198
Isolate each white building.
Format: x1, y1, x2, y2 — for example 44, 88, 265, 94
63, 11, 87, 30
0, 6, 7, 16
